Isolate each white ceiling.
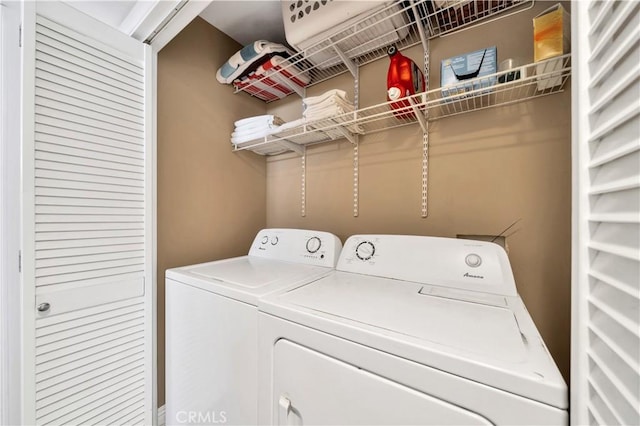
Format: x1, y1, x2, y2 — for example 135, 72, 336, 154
199, 1, 286, 46
64, 0, 286, 47
65, 1, 140, 29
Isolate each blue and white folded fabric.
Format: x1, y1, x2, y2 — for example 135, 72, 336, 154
217, 40, 294, 85
233, 55, 311, 102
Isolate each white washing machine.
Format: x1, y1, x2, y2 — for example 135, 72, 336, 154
258, 234, 568, 425
165, 228, 342, 426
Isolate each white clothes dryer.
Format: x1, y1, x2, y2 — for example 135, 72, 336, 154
165, 228, 342, 426
258, 234, 568, 425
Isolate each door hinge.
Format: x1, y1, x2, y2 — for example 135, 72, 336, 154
18, 250, 22, 272
18, 24, 22, 47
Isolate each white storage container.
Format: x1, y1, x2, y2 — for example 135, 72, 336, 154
282, 0, 410, 68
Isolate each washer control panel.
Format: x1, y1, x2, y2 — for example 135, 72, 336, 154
249, 229, 342, 267
338, 235, 516, 296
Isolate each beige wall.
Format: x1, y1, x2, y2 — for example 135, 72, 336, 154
157, 17, 267, 405
266, 2, 572, 381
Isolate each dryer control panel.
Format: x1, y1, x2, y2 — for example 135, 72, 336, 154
338, 235, 517, 296
249, 228, 342, 267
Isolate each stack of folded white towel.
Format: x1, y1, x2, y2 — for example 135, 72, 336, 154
302, 89, 355, 121
231, 114, 284, 146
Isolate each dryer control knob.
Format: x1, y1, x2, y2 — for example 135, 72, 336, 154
261, 236, 269, 244
306, 237, 322, 253
465, 253, 482, 268
271, 236, 279, 245
356, 241, 375, 261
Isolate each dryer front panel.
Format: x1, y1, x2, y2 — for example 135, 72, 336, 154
272, 339, 492, 425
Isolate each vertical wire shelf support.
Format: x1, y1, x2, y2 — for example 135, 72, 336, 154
410, 0, 430, 218
301, 152, 306, 217
353, 66, 360, 217
421, 43, 430, 219
300, 87, 307, 217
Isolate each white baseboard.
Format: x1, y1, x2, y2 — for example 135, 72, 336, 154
158, 405, 166, 426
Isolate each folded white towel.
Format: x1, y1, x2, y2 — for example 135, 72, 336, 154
231, 126, 281, 145
232, 126, 271, 139
234, 115, 283, 128
234, 120, 282, 135
304, 97, 354, 113
305, 105, 355, 121
304, 89, 348, 106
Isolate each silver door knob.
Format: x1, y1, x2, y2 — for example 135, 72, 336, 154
37, 302, 50, 312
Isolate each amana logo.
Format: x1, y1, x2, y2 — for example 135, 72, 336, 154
464, 272, 484, 279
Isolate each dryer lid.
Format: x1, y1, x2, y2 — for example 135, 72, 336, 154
283, 272, 525, 362
263, 271, 568, 409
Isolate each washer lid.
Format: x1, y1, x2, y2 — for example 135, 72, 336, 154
166, 256, 331, 305
189, 257, 323, 288
261, 271, 568, 409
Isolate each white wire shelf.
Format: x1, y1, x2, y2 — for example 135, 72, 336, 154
232, 0, 534, 102
232, 54, 571, 155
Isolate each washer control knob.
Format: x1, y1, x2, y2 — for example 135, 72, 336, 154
271, 236, 279, 245
261, 236, 269, 244
306, 236, 322, 253
465, 253, 482, 268
356, 241, 375, 261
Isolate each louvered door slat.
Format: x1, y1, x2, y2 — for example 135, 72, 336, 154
35, 196, 144, 209
35, 86, 144, 126
35, 81, 144, 120
36, 360, 144, 408
37, 382, 144, 425
35, 17, 142, 75
36, 339, 143, 383
35, 97, 144, 133
36, 126, 144, 154
35, 243, 144, 260
35, 114, 143, 145
35, 236, 144, 250
95, 401, 146, 426
34, 62, 143, 107
37, 325, 144, 365
36, 265, 144, 287
36, 212, 144, 225
36, 178, 144, 195
35, 105, 144, 138
35, 159, 144, 180
35, 168, 144, 188
34, 48, 144, 97
573, 2, 640, 425
36, 330, 144, 375
35, 187, 144, 202
35, 146, 144, 172
36, 248, 144, 268
34, 70, 144, 116
589, 1, 638, 60
63, 390, 145, 426
35, 135, 144, 161
35, 39, 143, 89
24, 7, 149, 424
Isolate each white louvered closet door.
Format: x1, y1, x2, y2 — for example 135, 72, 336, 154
21, 2, 153, 425
572, 1, 640, 426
